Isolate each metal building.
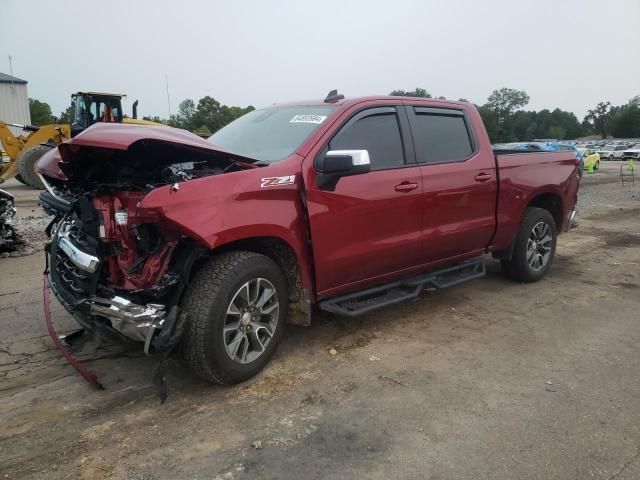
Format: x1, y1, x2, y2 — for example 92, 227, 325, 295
0, 72, 31, 136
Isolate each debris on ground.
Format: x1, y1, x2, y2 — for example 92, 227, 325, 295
251, 440, 263, 450
329, 348, 337, 356
0, 188, 22, 252
378, 375, 408, 387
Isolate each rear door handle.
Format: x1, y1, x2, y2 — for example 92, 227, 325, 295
474, 172, 493, 182
395, 182, 419, 192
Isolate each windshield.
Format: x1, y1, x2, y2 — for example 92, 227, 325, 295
209, 105, 337, 162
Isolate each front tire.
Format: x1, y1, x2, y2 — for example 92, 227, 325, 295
501, 207, 557, 283
181, 251, 288, 384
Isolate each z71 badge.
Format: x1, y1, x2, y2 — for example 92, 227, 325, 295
260, 175, 296, 188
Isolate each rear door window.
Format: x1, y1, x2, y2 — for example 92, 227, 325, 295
410, 108, 474, 164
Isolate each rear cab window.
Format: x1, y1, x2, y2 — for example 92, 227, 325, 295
408, 106, 475, 164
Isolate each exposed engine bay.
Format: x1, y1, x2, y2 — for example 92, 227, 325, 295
47, 139, 257, 194
0, 188, 22, 252
36, 125, 266, 399
38, 135, 257, 346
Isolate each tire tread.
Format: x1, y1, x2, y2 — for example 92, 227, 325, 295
181, 251, 277, 384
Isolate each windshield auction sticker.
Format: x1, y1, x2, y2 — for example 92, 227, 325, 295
290, 114, 327, 124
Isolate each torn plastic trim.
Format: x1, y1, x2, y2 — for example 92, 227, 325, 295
37, 171, 71, 208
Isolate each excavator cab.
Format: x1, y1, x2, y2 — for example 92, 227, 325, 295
71, 92, 125, 136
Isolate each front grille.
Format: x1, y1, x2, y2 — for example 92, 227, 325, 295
49, 216, 101, 309
55, 251, 97, 295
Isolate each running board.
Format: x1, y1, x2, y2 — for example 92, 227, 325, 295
318, 260, 485, 317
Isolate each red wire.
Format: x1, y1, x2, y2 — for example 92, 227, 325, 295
43, 275, 103, 389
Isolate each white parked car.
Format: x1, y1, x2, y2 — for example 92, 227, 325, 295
597, 145, 627, 160
622, 145, 640, 160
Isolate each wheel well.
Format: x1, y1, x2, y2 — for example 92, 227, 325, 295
197, 235, 303, 300
527, 193, 563, 229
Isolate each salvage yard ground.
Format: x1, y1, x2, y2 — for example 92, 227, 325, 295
1, 162, 639, 480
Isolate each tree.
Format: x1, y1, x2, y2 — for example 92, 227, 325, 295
610, 106, 640, 138
585, 101, 613, 139
170, 99, 196, 130
389, 88, 431, 98
29, 98, 55, 125
58, 100, 75, 124
477, 105, 500, 143
485, 88, 530, 126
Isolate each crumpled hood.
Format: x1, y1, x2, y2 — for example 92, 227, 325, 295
38, 123, 257, 181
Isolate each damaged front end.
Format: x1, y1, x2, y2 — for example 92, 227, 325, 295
0, 188, 22, 252
37, 125, 257, 374
40, 183, 204, 355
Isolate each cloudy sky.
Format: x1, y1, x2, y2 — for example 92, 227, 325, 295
1, 0, 638, 121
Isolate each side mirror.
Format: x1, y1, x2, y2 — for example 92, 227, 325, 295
315, 150, 371, 190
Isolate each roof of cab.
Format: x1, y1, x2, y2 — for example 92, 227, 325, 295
268, 95, 470, 110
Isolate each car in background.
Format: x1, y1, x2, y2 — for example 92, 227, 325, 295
597, 145, 626, 160
622, 144, 640, 160
500, 142, 590, 174
576, 147, 600, 170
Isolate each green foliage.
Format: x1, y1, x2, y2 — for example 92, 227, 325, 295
485, 88, 530, 125
28, 98, 55, 125
477, 105, 499, 142
168, 96, 253, 133
610, 106, 640, 138
58, 100, 75, 124
477, 88, 589, 143
585, 101, 613, 139
389, 88, 431, 98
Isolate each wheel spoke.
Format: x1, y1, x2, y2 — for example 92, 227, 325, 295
240, 336, 249, 362
223, 277, 280, 364
260, 301, 279, 315
224, 321, 241, 333
255, 284, 276, 309
249, 328, 266, 352
251, 321, 274, 339
227, 303, 242, 316
539, 234, 552, 248
227, 331, 243, 358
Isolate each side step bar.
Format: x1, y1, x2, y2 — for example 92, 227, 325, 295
318, 259, 485, 317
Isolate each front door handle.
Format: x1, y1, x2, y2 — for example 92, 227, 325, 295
395, 182, 419, 192
474, 172, 493, 182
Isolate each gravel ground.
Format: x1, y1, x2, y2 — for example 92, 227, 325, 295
1, 163, 639, 479
577, 161, 639, 216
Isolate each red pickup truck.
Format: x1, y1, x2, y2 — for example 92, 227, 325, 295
37, 92, 579, 386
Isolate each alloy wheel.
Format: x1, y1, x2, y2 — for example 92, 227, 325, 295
223, 278, 280, 364
527, 221, 553, 271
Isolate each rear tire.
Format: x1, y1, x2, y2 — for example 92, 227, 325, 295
501, 207, 557, 283
14, 174, 27, 185
180, 251, 288, 385
18, 145, 52, 189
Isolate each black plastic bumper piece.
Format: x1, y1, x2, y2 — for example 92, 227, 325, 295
318, 259, 485, 317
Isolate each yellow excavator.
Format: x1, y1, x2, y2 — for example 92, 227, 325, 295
0, 92, 160, 189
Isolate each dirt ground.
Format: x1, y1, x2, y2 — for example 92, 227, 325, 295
1, 162, 639, 480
